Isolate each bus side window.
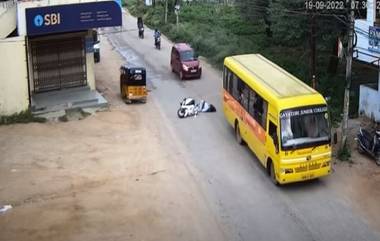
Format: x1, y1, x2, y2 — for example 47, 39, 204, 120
269, 121, 279, 152
223, 67, 227, 90
256, 97, 267, 129
248, 89, 256, 117
228, 70, 234, 94
260, 98, 268, 129
240, 83, 249, 110
232, 74, 240, 100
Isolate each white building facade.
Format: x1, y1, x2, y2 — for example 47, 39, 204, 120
0, 0, 121, 115
355, 0, 380, 121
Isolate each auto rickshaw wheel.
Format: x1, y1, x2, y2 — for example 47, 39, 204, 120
120, 82, 124, 98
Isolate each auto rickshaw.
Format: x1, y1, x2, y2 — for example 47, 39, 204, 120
120, 66, 147, 103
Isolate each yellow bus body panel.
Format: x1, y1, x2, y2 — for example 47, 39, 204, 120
223, 54, 331, 184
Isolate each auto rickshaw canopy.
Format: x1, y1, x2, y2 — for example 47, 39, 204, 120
120, 66, 146, 86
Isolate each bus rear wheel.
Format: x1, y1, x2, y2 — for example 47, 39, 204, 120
235, 122, 244, 145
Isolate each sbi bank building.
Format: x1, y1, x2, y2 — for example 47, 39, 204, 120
0, 0, 122, 115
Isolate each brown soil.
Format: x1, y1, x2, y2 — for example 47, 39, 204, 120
0, 36, 226, 241
331, 118, 380, 231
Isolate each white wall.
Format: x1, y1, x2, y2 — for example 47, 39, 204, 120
359, 85, 380, 121
367, 0, 376, 24
354, 0, 380, 65
0, 36, 29, 116
0, 0, 16, 38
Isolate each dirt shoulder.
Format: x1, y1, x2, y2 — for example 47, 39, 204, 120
331, 119, 380, 231
0, 35, 226, 241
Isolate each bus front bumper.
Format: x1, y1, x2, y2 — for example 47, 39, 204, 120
277, 165, 331, 184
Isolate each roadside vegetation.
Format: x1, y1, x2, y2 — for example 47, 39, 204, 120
0, 110, 46, 125
126, 0, 375, 126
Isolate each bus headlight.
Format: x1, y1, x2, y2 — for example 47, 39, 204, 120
322, 161, 330, 167
280, 168, 293, 174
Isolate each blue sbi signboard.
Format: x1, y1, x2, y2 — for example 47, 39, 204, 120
369, 26, 380, 53
26, 1, 122, 36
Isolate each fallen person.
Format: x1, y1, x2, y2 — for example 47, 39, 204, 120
177, 97, 216, 118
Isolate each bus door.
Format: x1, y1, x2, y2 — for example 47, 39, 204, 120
267, 117, 280, 164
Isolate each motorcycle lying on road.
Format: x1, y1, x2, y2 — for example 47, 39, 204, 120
177, 98, 198, 118
177, 97, 216, 118
356, 127, 380, 165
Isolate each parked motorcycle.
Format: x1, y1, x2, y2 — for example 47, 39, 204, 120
356, 127, 380, 165
155, 36, 161, 50
177, 98, 198, 118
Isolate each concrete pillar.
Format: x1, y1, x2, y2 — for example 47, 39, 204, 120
367, 0, 377, 25
86, 53, 95, 90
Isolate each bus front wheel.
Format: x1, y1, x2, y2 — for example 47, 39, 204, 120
268, 161, 279, 186
235, 122, 244, 145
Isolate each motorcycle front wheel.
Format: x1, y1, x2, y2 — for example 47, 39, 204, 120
357, 142, 365, 154
376, 154, 380, 166
177, 108, 186, 118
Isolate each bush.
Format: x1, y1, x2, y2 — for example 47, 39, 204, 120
0, 110, 46, 125
338, 141, 351, 162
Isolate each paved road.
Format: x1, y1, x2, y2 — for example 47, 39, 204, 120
104, 11, 380, 241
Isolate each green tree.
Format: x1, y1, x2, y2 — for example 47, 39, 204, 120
235, 0, 272, 37
269, 0, 308, 46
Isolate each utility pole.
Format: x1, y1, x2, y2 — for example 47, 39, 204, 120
176, 11, 179, 29
175, 3, 180, 30
310, 2, 317, 89
164, 0, 168, 24
341, 0, 355, 150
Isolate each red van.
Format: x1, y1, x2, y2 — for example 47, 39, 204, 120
170, 43, 202, 80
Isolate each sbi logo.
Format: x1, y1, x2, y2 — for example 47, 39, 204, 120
33, 15, 43, 27
33, 13, 61, 27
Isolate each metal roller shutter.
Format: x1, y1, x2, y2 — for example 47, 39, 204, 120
30, 36, 87, 93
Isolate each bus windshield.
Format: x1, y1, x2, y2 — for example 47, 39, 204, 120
280, 106, 330, 150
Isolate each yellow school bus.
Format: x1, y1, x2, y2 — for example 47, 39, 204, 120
223, 54, 331, 185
